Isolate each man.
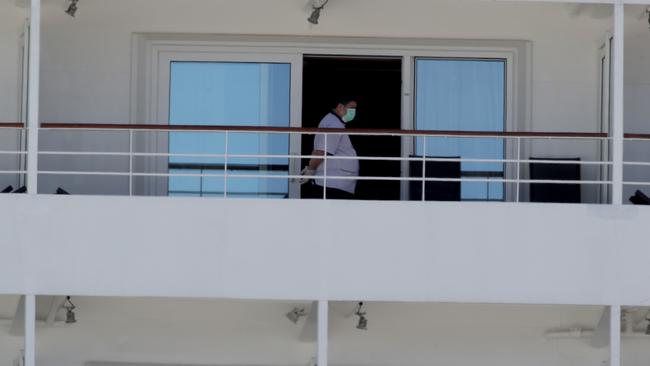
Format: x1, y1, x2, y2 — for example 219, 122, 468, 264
301, 98, 359, 199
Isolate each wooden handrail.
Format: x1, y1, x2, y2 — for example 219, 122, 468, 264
40, 123, 608, 139
0, 122, 24, 128
624, 133, 650, 140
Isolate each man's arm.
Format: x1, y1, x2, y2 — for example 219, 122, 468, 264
308, 150, 326, 170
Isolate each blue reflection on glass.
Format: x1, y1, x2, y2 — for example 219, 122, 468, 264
415, 59, 505, 200
168, 62, 291, 197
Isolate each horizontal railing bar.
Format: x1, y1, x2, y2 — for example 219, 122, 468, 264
0, 151, 27, 155
623, 162, 650, 166
36, 170, 612, 185
35, 150, 614, 166
624, 134, 650, 140
0, 122, 24, 128
623, 181, 650, 186
0, 171, 27, 174
40, 123, 608, 139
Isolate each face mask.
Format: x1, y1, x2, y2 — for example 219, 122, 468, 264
342, 108, 356, 123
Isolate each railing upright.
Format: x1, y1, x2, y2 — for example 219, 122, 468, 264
224, 131, 229, 198
128, 129, 133, 196
516, 137, 521, 203
323, 133, 328, 200
421, 137, 427, 202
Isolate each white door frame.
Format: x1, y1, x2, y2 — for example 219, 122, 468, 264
133, 34, 530, 199
598, 33, 613, 204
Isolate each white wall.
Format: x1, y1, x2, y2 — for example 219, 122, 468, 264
1, 195, 650, 306
29, 301, 612, 366
623, 5, 650, 200
4, 298, 650, 366
0, 1, 27, 191
0, 295, 22, 366
37, 0, 611, 130
0, 1, 24, 123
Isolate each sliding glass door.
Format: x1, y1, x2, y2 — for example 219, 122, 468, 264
157, 52, 302, 198
415, 58, 507, 201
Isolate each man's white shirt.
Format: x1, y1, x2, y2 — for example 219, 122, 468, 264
313, 113, 359, 194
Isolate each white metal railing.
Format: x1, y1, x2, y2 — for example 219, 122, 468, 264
0, 124, 27, 193
32, 123, 617, 203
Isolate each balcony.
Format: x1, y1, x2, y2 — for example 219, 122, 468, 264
2, 122, 650, 205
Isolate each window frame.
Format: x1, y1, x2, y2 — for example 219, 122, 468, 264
412, 56, 509, 201
163, 57, 297, 198
132, 34, 530, 200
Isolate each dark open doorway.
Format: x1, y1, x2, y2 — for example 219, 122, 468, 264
301, 55, 402, 200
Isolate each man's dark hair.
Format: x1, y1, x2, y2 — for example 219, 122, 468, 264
334, 96, 358, 107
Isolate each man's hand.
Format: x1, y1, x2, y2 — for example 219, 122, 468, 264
296, 166, 316, 185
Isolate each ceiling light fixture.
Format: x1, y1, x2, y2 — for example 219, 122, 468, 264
355, 302, 367, 330
63, 296, 76, 324
65, 0, 79, 17
308, 0, 329, 25
286, 307, 307, 324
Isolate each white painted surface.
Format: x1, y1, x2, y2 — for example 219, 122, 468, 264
23, 295, 34, 366
317, 300, 328, 366
623, 5, 650, 201
0, 195, 650, 305
26, 0, 40, 194
4, 298, 649, 366
0, 1, 26, 191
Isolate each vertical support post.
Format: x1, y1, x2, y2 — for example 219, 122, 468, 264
610, 305, 621, 366
612, 2, 625, 205
26, 0, 41, 194
323, 134, 328, 200
200, 168, 204, 198
317, 300, 328, 366
24, 295, 35, 366
516, 137, 521, 203
223, 131, 229, 198
128, 130, 133, 196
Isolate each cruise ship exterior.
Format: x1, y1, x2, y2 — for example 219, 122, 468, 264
1, 1, 650, 366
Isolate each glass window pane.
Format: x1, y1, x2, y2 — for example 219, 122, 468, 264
415, 58, 506, 201
168, 62, 291, 198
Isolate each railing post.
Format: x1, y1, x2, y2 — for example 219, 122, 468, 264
323, 133, 328, 200
516, 137, 521, 203
224, 131, 229, 198
128, 130, 133, 196
421, 137, 427, 201
26, 0, 41, 195
612, 2, 625, 205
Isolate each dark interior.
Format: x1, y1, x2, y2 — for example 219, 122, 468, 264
301, 56, 402, 200
529, 157, 581, 203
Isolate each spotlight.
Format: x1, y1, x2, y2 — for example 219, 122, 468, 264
65, 0, 79, 17
63, 296, 76, 324
355, 302, 367, 330
308, 0, 329, 25
286, 307, 306, 324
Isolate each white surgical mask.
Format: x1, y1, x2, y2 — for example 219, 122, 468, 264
342, 108, 356, 123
